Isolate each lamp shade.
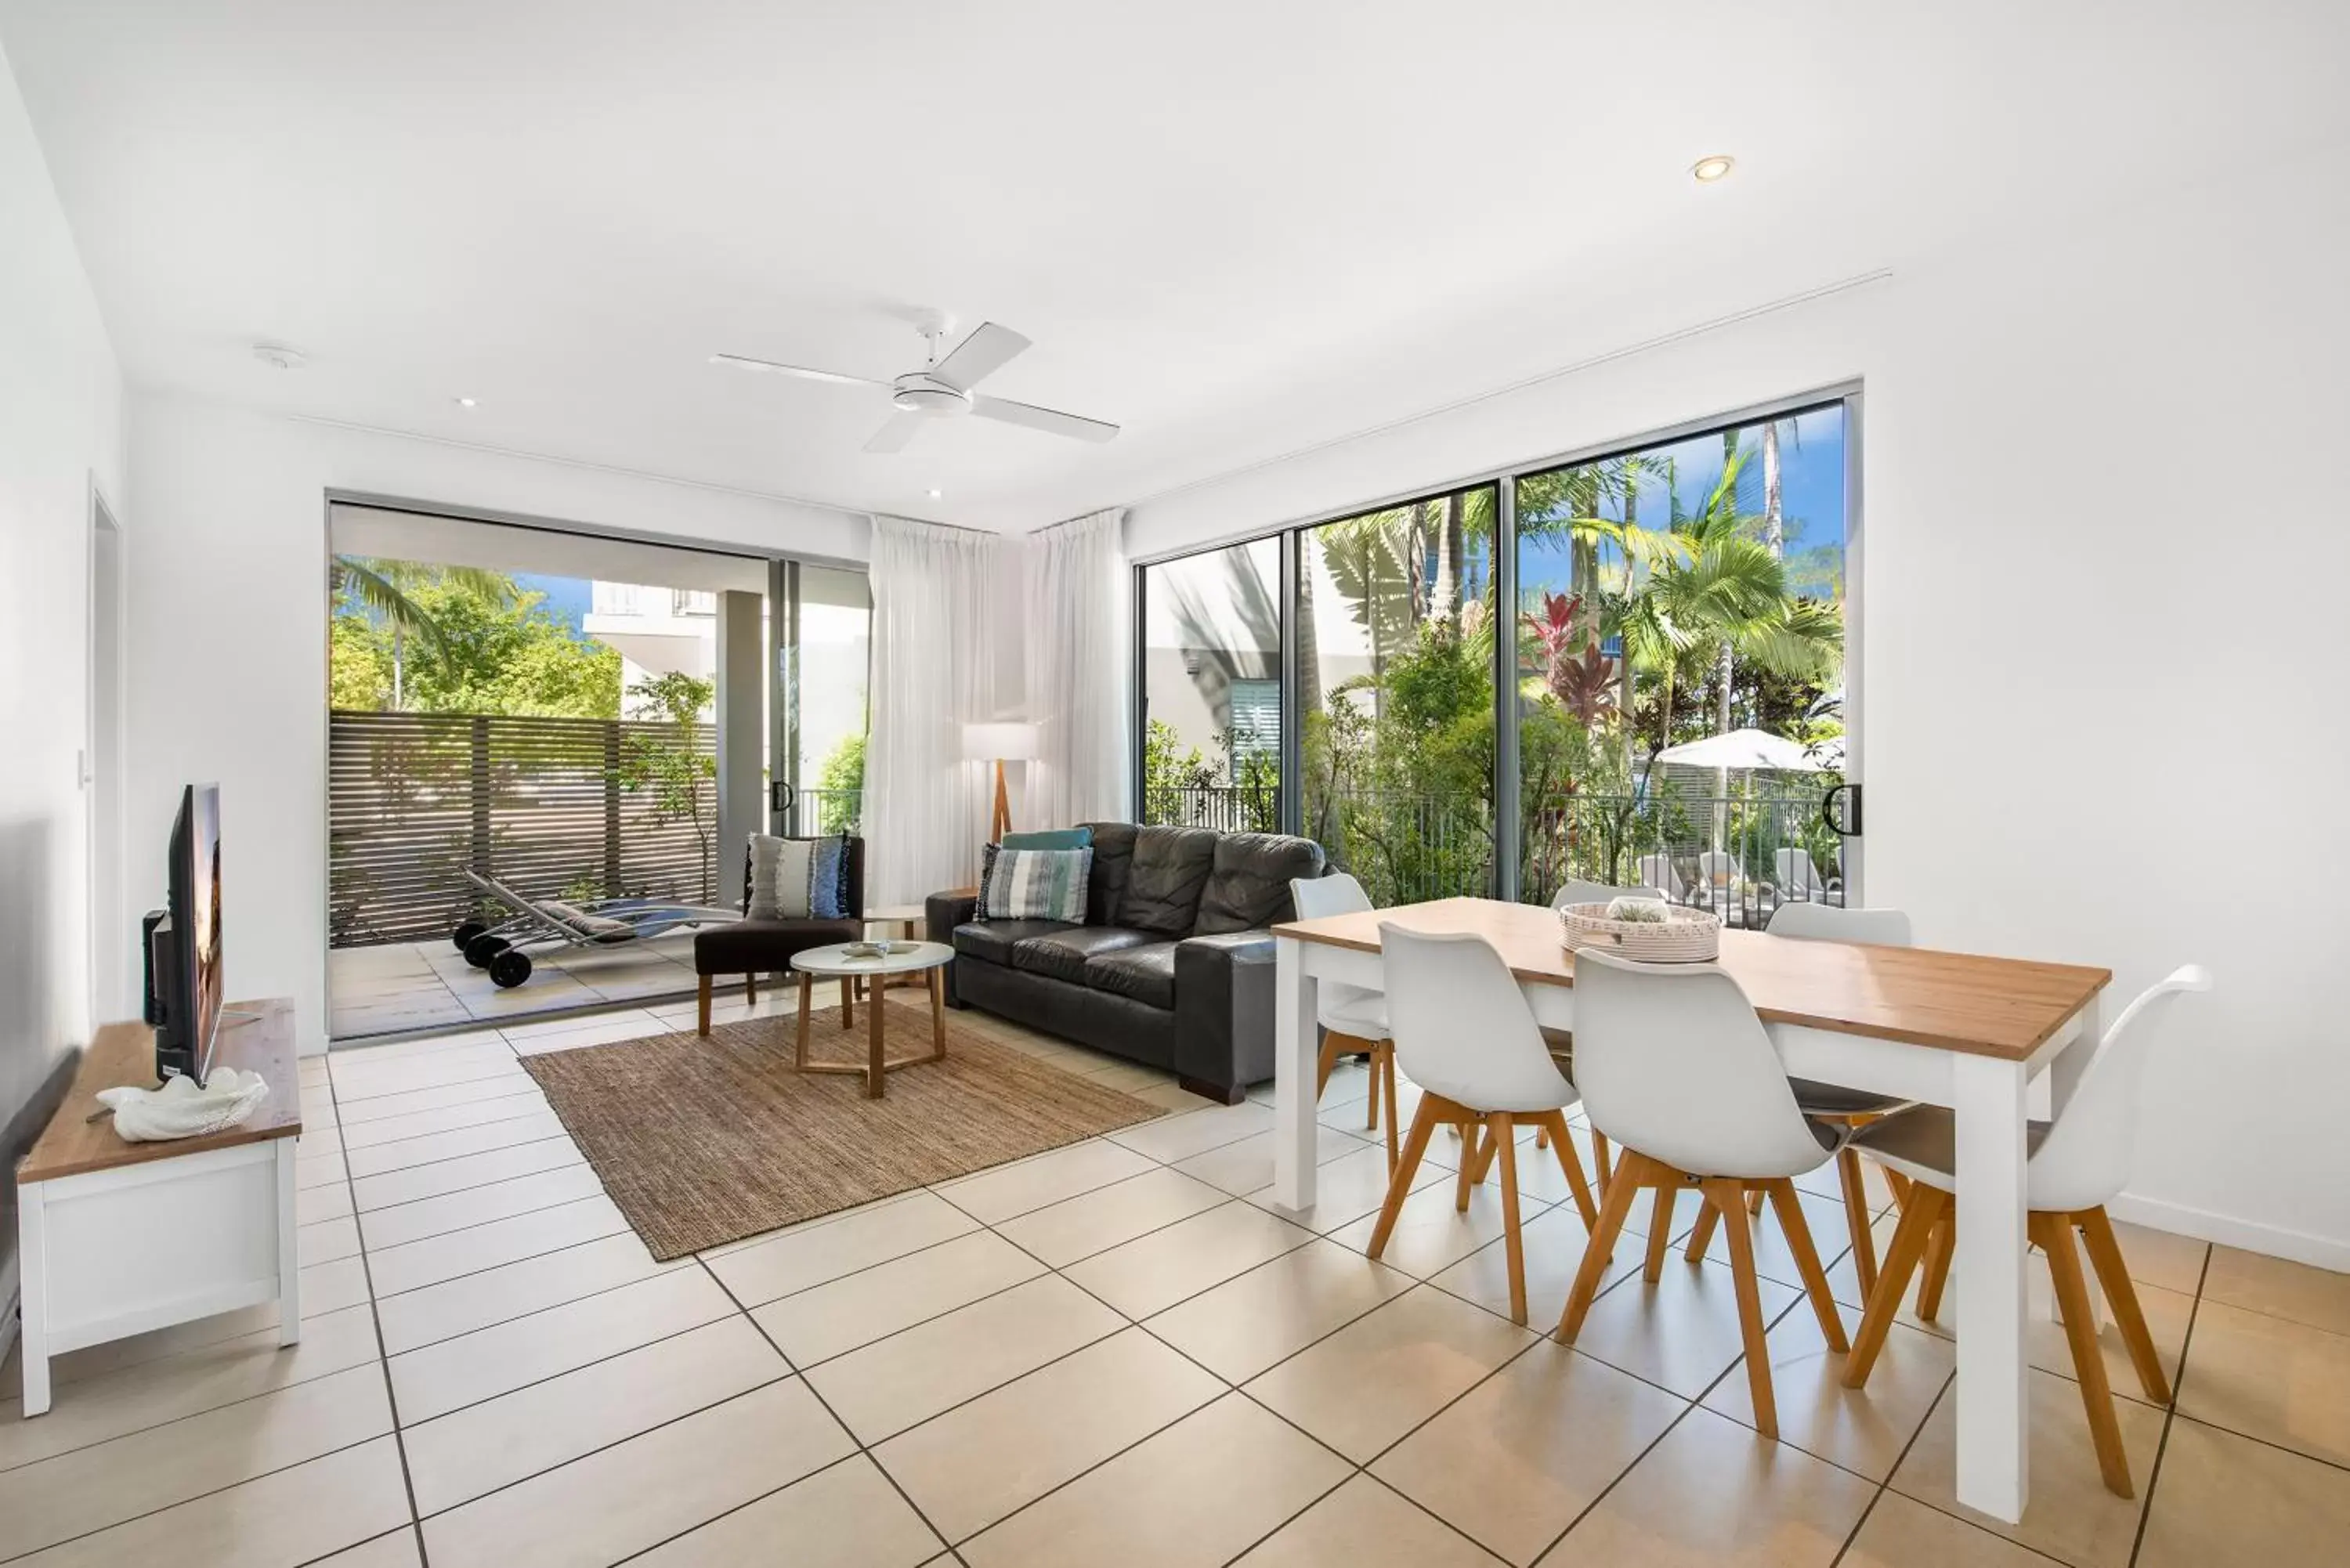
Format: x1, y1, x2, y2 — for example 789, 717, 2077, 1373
963, 721, 1039, 761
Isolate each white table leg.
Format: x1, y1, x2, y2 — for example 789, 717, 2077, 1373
1272, 936, 1318, 1211
18, 1182, 49, 1416
274, 1140, 302, 1347
1952, 1053, 2032, 1523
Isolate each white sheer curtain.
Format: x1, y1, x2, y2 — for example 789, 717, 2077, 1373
1022, 508, 1131, 829
864, 515, 1000, 905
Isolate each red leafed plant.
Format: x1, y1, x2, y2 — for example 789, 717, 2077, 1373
1521, 591, 1618, 727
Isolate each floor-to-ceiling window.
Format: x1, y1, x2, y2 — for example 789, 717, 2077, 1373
1513, 403, 1847, 916
1138, 537, 1282, 830
1299, 484, 1497, 901
1130, 391, 1854, 916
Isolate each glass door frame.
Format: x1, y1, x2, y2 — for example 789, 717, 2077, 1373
1128, 380, 1865, 903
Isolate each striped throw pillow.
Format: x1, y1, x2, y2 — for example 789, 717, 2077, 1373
978, 845, 1092, 923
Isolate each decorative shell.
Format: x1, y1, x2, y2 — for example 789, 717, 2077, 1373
1558, 901, 1722, 963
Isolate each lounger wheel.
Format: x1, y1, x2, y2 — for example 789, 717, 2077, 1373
464, 933, 511, 969
488, 948, 533, 988
452, 920, 488, 952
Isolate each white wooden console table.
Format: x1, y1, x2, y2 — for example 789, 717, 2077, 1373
13, 996, 302, 1417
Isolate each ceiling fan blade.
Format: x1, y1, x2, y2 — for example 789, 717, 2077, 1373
710, 352, 889, 390
971, 395, 1120, 444
931, 322, 1031, 392
863, 412, 925, 453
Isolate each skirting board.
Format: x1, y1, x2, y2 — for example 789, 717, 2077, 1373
2108, 1192, 2350, 1275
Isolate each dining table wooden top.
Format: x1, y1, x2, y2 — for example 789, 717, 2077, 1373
1271, 896, 2110, 1061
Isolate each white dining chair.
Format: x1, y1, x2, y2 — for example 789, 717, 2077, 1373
1367, 926, 1601, 1324
1289, 872, 1399, 1171
1842, 964, 2211, 1498
1687, 902, 1921, 1298
1558, 946, 1850, 1440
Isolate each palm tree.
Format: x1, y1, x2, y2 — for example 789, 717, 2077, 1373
330, 557, 515, 708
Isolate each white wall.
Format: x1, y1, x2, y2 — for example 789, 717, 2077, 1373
125, 396, 870, 1054
0, 39, 125, 1298
1127, 153, 2350, 1268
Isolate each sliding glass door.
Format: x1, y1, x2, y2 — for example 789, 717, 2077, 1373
1130, 390, 1855, 919
772, 562, 872, 836
1299, 484, 1498, 902
1137, 537, 1282, 830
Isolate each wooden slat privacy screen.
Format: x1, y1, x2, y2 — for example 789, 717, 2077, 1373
329, 710, 721, 948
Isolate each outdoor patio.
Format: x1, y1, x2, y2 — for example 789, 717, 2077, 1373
328, 929, 704, 1040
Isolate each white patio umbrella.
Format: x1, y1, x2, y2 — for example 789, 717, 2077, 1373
1654, 727, 1840, 771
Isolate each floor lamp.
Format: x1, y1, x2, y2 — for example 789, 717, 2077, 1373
964, 721, 1039, 843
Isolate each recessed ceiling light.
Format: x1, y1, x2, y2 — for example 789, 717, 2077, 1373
926, 488, 942, 499
1690, 154, 1736, 183
454, 396, 479, 408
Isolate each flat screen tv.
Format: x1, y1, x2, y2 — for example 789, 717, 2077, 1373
144, 783, 224, 1086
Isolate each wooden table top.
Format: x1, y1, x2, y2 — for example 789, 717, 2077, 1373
18, 998, 302, 1184
1272, 898, 2110, 1060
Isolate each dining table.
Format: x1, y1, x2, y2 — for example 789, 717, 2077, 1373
1270, 896, 2112, 1526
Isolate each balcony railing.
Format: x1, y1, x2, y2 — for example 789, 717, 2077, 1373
1150, 782, 1846, 924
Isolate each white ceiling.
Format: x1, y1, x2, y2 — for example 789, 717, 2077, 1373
4, 2, 2341, 532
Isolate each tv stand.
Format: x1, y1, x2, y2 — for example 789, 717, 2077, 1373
13, 997, 302, 1418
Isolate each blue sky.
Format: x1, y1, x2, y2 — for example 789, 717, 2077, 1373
1517, 403, 1846, 602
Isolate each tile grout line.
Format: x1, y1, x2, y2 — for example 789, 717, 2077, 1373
321, 1060, 436, 1568
1825, 1366, 1961, 1566
2126, 1240, 2214, 1568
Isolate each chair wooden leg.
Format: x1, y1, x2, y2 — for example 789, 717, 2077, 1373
2037, 1212, 2135, 1498
1838, 1149, 1880, 1298
1590, 1131, 1613, 1194
696, 974, 713, 1036
1455, 1124, 1480, 1212
2077, 1207, 2172, 1404
1683, 1196, 1720, 1264
1378, 1046, 1400, 1175
1747, 1188, 1765, 1218
1767, 1179, 1849, 1352
1365, 1049, 1382, 1133
1845, 1183, 1948, 1388
1535, 1123, 1549, 1149
1643, 1183, 1678, 1284
1916, 1210, 1956, 1322
745, 972, 757, 1005
1316, 1032, 1346, 1096
1491, 1113, 1528, 1324
1558, 1151, 1645, 1343
1707, 1178, 1779, 1440
840, 977, 854, 1028
1540, 1111, 1598, 1230
1368, 1096, 1443, 1258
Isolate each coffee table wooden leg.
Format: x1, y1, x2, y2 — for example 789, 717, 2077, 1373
929, 967, 947, 1060
794, 974, 812, 1069
841, 977, 855, 1030
866, 979, 887, 1097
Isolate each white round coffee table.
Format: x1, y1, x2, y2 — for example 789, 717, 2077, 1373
788, 940, 955, 1098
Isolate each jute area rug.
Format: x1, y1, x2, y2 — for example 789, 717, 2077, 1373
519, 994, 1169, 1260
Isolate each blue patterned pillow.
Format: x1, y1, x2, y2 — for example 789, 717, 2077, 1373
978, 844, 1091, 922
807, 833, 850, 919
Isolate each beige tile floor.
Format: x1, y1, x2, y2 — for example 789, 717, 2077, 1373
5, 997, 2348, 1567
328, 932, 709, 1041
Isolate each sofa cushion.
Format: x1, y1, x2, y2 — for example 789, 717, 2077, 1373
1085, 942, 1179, 1011
1194, 833, 1326, 935
1115, 826, 1218, 935
1080, 822, 1140, 927
693, 917, 859, 975
1001, 827, 1092, 851
1010, 927, 1156, 985
952, 918, 1072, 966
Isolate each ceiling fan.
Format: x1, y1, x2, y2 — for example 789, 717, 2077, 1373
712, 315, 1119, 453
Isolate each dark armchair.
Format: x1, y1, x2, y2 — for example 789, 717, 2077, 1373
692, 836, 865, 1035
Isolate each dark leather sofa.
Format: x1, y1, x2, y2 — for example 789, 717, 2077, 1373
925, 822, 1325, 1103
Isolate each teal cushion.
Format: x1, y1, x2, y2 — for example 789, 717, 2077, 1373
1000, 828, 1093, 851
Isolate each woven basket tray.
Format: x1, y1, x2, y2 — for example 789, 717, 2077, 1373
1558, 901, 1722, 963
